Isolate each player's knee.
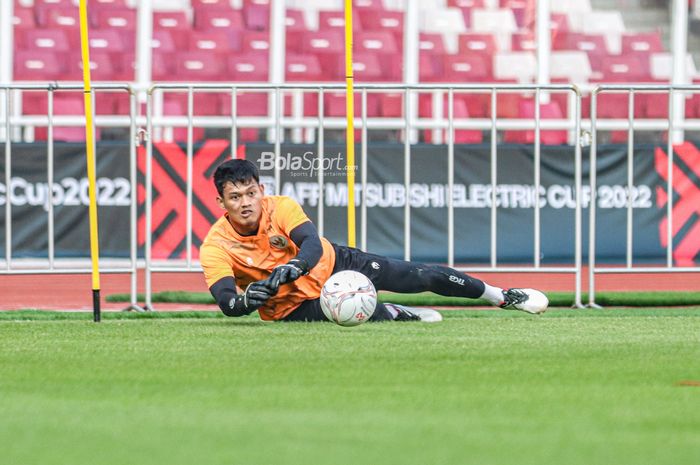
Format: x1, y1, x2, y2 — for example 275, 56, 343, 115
411, 265, 442, 289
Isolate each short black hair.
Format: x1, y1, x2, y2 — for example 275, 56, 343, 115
213, 159, 260, 196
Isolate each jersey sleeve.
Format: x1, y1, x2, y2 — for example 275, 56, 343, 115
200, 241, 235, 289
274, 196, 311, 235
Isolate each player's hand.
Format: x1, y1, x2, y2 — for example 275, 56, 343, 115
233, 281, 274, 314
267, 259, 309, 291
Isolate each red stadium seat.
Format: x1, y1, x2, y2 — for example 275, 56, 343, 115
512, 32, 536, 52
418, 53, 442, 82
286, 8, 307, 30
356, 31, 399, 56
284, 92, 319, 118
324, 92, 380, 117
301, 30, 345, 54
151, 52, 177, 81
33, 0, 73, 6
94, 92, 130, 116
173, 51, 226, 81
12, 8, 36, 31
318, 10, 361, 32
25, 93, 102, 142
14, 51, 66, 80
553, 32, 608, 62
420, 95, 483, 144
503, 99, 567, 145
192, 0, 234, 10
622, 32, 664, 55
93, 8, 136, 30
448, 0, 487, 26
88, 29, 129, 53
301, 30, 345, 80
587, 78, 646, 142
111, 52, 138, 81
19, 28, 71, 52
599, 55, 652, 83
153, 95, 206, 142
153, 12, 191, 49
243, 3, 269, 31
63, 51, 117, 81
243, 0, 270, 8
442, 54, 492, 82
34, 0, 73, 26
358, 9, 402, 44
189, 31, 237, 53
285, 54, 324, 82
418, 34, 447, 82
44, 7, 80, 29
351, 52, 385, 82
227, 53, 269, 81
379, 92, 403, 117
194, 9, 245, 31
354, 0, 386, 9
151, 30, 177, 53
162, 92, 223, 116
509, 4, 533, 29
241, 31, 270, 53
93, 8, 136, 50
220, 91, 268, 116
354, 32, 400, 80
458, 33, 498, 55
495, 90, 525, 119
89, 0, 130, 9
550, 12, 569, 33
420, 33, 446, 55
220, 89, 269, 141
448, 0, 487, 7
286, 9, 309, 53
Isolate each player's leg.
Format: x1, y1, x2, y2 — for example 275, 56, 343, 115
332, 245, 548, 314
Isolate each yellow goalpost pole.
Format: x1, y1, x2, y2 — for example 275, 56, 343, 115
344, 0, 356, 248
78, 0, 101, 322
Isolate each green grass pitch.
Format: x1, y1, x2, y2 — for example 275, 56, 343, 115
1, 308, 700, 465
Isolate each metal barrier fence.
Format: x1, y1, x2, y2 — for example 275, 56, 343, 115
587, 84, 700, 308
144, 83, 584, 309
0, 83, 143, 312
6, 83, 700, 310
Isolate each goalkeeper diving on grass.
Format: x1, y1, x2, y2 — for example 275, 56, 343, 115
200, 159, 549, 322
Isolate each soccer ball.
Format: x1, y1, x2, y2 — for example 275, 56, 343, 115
320, 270, 377, 326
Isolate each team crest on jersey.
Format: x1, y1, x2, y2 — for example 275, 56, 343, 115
269, 235, 288, 249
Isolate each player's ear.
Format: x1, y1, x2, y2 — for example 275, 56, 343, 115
258, 183, 265, 195
216, 195, 225, 210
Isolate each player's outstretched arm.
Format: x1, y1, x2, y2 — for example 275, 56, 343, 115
209, 277, 273, 317
267, 221, 321, 291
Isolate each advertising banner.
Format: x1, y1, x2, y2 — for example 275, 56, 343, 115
1, 141, 698, 265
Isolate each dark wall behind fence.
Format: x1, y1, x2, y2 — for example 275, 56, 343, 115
1, 141, 698, 265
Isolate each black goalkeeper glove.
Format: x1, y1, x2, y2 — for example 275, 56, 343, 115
266, 258, 309, 292
230, 281, 274, 315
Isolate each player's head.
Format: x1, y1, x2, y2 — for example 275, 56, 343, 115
214, 159, 265, 235
213, 158, 260, 196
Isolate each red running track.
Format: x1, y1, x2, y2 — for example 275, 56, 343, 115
1, 269, 698, 311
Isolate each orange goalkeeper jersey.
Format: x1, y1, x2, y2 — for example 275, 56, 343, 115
200, 195, 335, 320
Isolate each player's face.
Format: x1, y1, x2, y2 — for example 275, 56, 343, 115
217, 180, 264, 235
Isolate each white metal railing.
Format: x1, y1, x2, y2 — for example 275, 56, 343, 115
587, 84, 700, 308
5, 83, 700, 311
0, 83, 144, 312
143, 83, 585, 310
